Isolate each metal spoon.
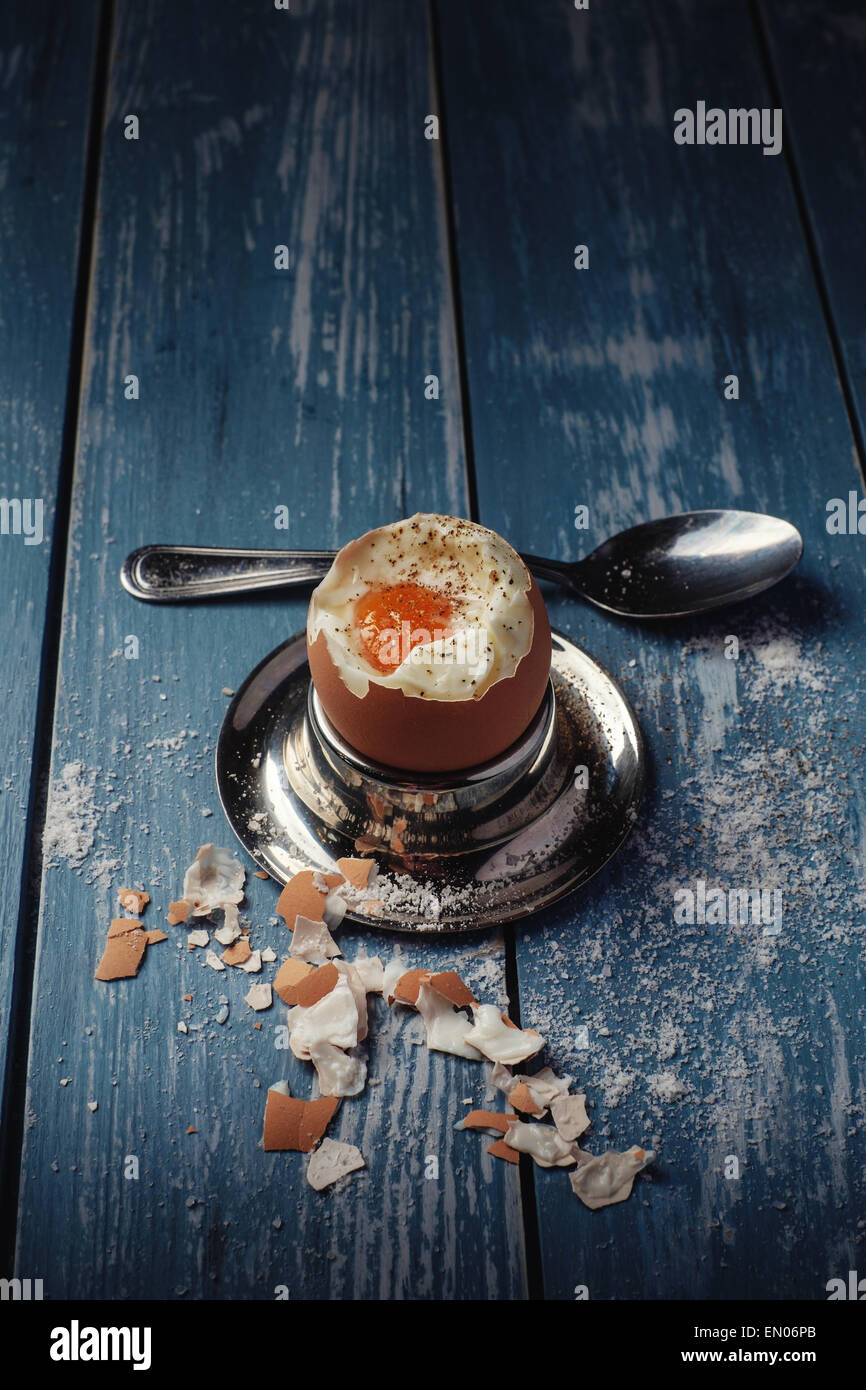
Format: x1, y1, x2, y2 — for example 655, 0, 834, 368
120, 509, 802, 618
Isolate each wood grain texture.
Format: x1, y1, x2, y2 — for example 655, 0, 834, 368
760, 0, 866, 450
437, 0, 866, 1298
15, 0, 525, 1299
0, 4, 99, 1120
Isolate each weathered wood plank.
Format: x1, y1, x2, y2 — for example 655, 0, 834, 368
15, 0, 524, 1299
760, 0, 866, 450
437, 0, 866, 1298
0, 3, 100, 1134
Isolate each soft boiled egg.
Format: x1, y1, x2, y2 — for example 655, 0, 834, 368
306, 514, 552, 772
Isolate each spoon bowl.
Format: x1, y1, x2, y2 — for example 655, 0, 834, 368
523, 510, 803, 618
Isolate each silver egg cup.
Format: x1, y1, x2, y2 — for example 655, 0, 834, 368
216, 630, 644, 932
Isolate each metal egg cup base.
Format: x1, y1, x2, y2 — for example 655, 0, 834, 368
216, 631, 644, 932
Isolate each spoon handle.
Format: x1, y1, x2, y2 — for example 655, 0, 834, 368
518, 552, 582, 592
120, 545, 337, 602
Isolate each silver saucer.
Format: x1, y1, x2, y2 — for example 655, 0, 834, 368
215, 631, 644, 933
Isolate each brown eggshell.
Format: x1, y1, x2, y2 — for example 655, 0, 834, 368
307, 576, 551, 773
462, 1110, 513, 1134
336, 857, 374, 888
508, 1082, 542, 1115
487, 1139, 520, 1165
94, 920, 147, 981
429, 970, 477, 1008
262, 1089, 340, 1153
222, 938, 253, 967
273, 957, 316, 1005
118, 888, 150, 914
276, 870, 329, 926
292, 961, 340, 1008
389, 968, 432, 1006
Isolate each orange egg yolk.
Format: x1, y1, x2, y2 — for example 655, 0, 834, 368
354, 583, 454, 672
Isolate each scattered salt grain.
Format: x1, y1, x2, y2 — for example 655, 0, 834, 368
43, 762, 98, 866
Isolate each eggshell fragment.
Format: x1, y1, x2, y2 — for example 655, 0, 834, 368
381, 957, 407, 1002
293, 962, 340, 1008
352, 955, 385, 994
314, 871, 346, 891
550, 1094, 591, 1142
205, 950, 226, 972
290, 915, 341, 964
520, 1066, 572, 1107
262, 1083, 339, 1152
306, 1137, 365, 1190
309, 1041, 367, 1097
239, 950, 263, 974
244, 982, 273, 1011
214, 919, 241, 946
336, 857, 375, 889
504, 1120, 575, 1168
508, 1082, 541, 1115
219, 903, 241, 935
108, 916, 140, 939
94, 920, 147, 981
274, 958, 316, 1005
323, 890, 347, 929
458, 1110, 514, 1134
144, 928, 168, 945
333, 960, 369, 1041
429, 971, 477, 1008
389, 968, 432, 1006
187, 929, 210, 949
568, 1146, 654, 1210
118, 889, 150, 914
462, 1005, 543, 1065
182, 844, 244, 916
287, 977, 360, 1058
222, 938, 252, 967
487, 1139, 520, 1165
167, 900, 192, 925
416, 983, 483, 1060
490, 1062, 571, 1121
276, 871, 329, 926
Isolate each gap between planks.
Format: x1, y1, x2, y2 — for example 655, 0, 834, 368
0, 0, 116, 1277
750, 0, 866, 485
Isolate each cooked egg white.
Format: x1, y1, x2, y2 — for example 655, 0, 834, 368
307, 514, 535, 701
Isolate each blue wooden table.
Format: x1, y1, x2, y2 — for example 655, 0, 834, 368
2, 0, 865, 1303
